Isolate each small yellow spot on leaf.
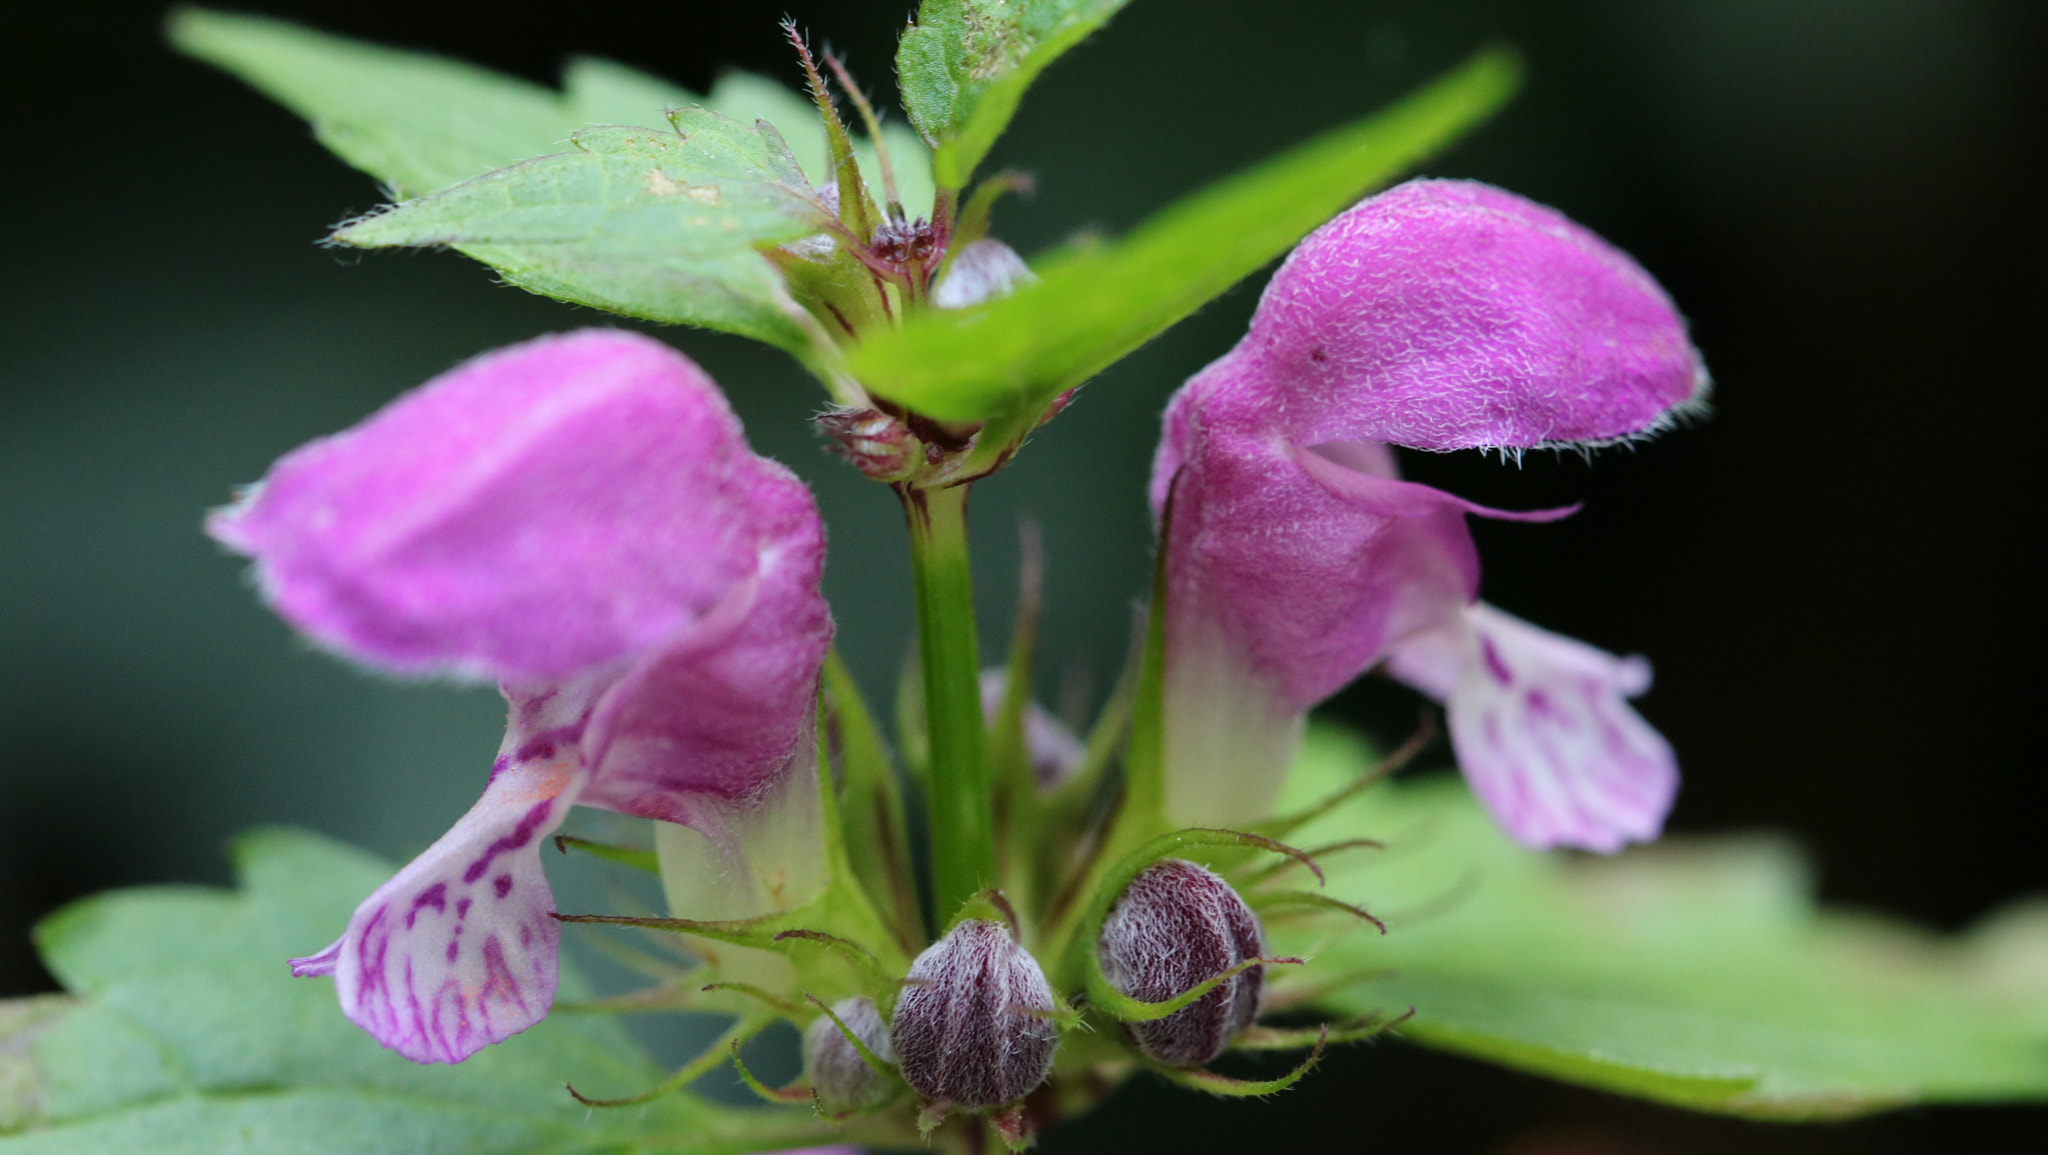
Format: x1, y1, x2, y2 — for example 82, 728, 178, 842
644, 171, 724, 206
643, 169, 689, 196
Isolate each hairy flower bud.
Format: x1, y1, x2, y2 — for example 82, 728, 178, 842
803, 996, 896, 1114
816, 407, 918, 481
890, 919, 1059, 1109
1098, 859, 1264, 1067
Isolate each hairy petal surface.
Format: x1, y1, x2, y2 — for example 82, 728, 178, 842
212, 324, 832, 829
1388, 603, 1677, 852
1227, 178, 1709, 452
580, 552, 830, 828
1098, 859, 1265, 1066
891, 919, 1058, 1110
209, 329, 814, 683
1153, 419, 1562, 826
803, 996, 898, 1114
932, 239, 1037, 309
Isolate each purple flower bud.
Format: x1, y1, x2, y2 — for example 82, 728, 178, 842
803, 996, 897, 1113
870, 217, 942, 274
890, 919, 1059, 1109
214, 330, 833, 1061
1097, 859, 1263, 1067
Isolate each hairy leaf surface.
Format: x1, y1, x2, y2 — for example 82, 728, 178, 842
331, 118, 829, 349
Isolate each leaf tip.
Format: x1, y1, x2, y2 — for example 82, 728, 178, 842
161, 5, 212, 52
1464, 41, 1527, 107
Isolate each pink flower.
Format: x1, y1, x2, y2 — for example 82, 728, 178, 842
1150, 179, 1697, 850
211, 330, 832, 1062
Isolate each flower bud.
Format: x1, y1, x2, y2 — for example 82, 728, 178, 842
1097, 859, 1264, 1067
802, 996, 896, 1114
890, 919, 1059, 1109
816, 407, 918, 481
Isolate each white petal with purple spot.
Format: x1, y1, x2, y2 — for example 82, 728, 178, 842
1391, 602, 1677, 853
295, 731, 585, 1064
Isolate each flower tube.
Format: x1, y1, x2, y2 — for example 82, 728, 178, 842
1150, 179, 1701, 847
210, 330, 832, 1062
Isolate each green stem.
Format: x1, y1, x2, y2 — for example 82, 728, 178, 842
901, 482, 994, 922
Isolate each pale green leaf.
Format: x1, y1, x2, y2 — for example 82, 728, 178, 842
0, 828, 834, 1154
332, 118, 831, 351
174, 8, 935, 343
849, 47, 1521, 423
558, 57, 945, 215
336, 118, 824, 250
896, 0, 1132, 189
173, 8, 937, 210
562, 55, 700, 126
1270, 725, 2048, 1119
169, 8, 577, 199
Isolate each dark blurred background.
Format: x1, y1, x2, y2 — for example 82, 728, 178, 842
3, 0, 2044, 1150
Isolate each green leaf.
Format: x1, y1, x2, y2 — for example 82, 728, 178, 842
173, 9, 939, 210
1269, 725, 2048, 1119
849, 46, 1521, 423
173, 9, 936, 346
0, 828, 835, 1154
561, 55, 698, 126
169, 8, 578, 199
333, 117, 832, 352
897, 0, 1133, 189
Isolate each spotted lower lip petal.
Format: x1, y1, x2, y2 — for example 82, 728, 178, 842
319, 751, 586, 1064
1390, 602, 1678, 853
